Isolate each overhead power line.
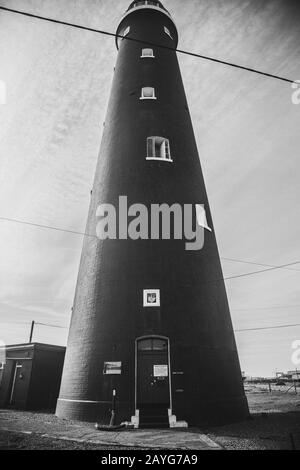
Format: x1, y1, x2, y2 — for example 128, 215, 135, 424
1, 215, 300, 282
223, 260, 300, 282
34, 321, 68, 329
1, 215, 299, 275
0, 320, 68, 328
1, 320, 300, 333
222, 257, 300, 273
235, 322, 300, 332
30, 321, 300, 332
0, 216, 94, 239
232, 304, 300, 311
0, 5, 295, 84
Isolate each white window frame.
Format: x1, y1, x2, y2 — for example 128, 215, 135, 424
140, 87, 157, 100
146, 136, 173, 162
164, 26, 173, 40
133, 1, 161, 7
121, 26, 130, 39
141, 48, 155, 58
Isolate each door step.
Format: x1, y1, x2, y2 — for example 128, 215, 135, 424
130, 406, 188, 429
139, 422, 169, 429
139, 405, 169, 429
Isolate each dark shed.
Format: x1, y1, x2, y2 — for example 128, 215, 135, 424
0, 343, 65, 410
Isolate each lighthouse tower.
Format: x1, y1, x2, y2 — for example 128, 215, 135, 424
56, 1, 249, 427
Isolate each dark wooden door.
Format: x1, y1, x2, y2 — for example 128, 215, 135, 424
8, 361, 24, 406
137, 338, 170, 406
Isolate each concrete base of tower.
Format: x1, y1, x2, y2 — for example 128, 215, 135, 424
55, 399, 134, 425
56, 395, 249, 427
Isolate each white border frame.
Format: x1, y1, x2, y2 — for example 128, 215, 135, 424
143, 289, 160, 307
121, 26, 130, 40
140, 48, 155, 58
140, 87, 157, 100
146, 157, 173, 163
146, 137, 173, 162
164, 26, 173, 40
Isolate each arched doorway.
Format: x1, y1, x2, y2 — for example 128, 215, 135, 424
135, 336, 171, 410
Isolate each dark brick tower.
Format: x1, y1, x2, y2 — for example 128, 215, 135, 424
56, 1, 249, 427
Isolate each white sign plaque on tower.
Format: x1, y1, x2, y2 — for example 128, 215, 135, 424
103, 361, 122, 375
143, 289, 160, 307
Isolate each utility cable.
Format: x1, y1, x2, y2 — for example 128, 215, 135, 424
0, 6, 295, 84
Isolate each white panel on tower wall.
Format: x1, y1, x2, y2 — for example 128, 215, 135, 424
143, 289, 160, 307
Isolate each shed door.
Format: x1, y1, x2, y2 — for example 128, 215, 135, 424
137, 338, 170, 406
8, 361, 24, 407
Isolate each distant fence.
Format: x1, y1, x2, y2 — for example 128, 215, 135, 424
244, 381, 299, 394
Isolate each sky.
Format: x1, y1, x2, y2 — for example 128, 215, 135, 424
0, 0, 299, 377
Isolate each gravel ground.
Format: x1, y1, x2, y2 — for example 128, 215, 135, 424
0, 411, 155, 450
206, 412, 300, 450
0, 409, 91, 435
205, 385, 300, 450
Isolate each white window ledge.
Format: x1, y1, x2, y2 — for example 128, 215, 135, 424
140, 55, 155, 58
146, 157, 173, 163
140, 96, 157, 100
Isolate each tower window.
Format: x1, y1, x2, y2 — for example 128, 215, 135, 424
164, 26, 173, 40
140, 87, 157, 100
137, 338, 168, 351
141, 48, 155, 58
132, 1, 162, 8
146, 137, 173, 162
121, 26, 130, 39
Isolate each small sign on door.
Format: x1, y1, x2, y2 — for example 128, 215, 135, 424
153, 364, 168, 377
